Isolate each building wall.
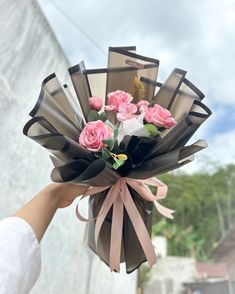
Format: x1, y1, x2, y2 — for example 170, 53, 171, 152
211, 224, 235, 281
143, 256, 196, 294
0, 0, 137, 293
214, 250, 235, 281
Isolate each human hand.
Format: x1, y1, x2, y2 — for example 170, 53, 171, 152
14, 182, 89, 242
49, 183, 89, 208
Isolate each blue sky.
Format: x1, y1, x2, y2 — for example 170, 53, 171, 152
38, 0, 235, 171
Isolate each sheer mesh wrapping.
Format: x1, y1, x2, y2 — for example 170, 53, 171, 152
106, 47, 159, 102
23, 46, 212, 273
68, 62, 92, 122
153, 68, 186, 109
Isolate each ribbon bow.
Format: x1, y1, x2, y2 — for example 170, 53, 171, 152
76, 177, 174, 272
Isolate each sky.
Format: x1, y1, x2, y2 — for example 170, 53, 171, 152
38, 0, 235, 172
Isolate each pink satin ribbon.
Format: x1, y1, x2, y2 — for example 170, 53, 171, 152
76, 177, 174, 272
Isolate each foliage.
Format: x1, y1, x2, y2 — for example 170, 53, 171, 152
152, 164, 235, 260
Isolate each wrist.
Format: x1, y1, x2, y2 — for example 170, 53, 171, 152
46, 183, 64, 208
45, 182, 88, 209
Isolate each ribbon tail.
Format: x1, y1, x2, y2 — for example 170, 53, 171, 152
109, 195, 124, 272
154, 201, 175, 219
94, 182, 121, 251
122, 184, 157, 267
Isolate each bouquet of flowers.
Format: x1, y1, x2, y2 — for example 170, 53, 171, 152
23, 46, 211, 273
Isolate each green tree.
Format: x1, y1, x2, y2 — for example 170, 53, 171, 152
151, 164, 235, 260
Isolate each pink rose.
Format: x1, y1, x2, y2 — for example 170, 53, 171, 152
79, 120, 113, 152
117, 102, 138, 121
89, 96, 103, 111
137, 100, 149, 111
105, 90, 133, 112
144, 104, 177, 128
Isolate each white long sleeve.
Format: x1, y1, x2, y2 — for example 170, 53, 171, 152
0, 217, 41, 294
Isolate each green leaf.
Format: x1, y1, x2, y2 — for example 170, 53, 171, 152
144, 123, 162, 136
88, 110, 100, 122
101, 148, 110, 160
102, 139, 113, 147
103, 138, 114, 150
99, 112, 107, 122
112, 159, 126, 170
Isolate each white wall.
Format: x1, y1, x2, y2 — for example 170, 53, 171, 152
0, 1, 137, 293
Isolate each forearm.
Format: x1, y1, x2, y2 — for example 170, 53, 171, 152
13, 183, 87, 243
14, 184, 61, 242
